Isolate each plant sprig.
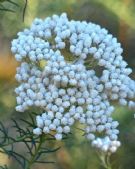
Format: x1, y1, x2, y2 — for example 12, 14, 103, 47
0, 113, 60, 169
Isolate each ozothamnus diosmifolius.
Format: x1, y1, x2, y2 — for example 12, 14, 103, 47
11, 13, 135, 155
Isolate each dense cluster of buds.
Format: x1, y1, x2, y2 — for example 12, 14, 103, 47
11, 13, 135, 153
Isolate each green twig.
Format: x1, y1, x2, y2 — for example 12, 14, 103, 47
23, 0, 27, 22
0, 7, 14, 12
25, 135, 43, 169
7, 0, 19, 7
97, 152, 112, 169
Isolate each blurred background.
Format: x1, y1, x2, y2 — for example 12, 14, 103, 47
0, 0, 135, 168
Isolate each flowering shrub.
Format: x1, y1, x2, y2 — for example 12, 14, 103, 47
11, 13, 135, 156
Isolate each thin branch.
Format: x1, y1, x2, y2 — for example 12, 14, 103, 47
23, 0, 27, 22
7, 0, 19, 7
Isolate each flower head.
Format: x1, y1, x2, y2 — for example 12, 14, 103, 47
11, 13, 135, 153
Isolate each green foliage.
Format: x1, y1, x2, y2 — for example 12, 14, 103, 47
0, 0, 27, 21
0, 113, 60, 169
0, 0, 19, 12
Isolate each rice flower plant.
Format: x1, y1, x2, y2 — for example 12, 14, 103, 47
11, 13, 135, 156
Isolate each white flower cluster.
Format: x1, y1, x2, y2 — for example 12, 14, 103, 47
11, 13, 135, 153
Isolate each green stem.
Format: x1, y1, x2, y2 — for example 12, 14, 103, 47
25, 135, 43, 169
2, 135, 31, 147
98, 152, 112, 169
